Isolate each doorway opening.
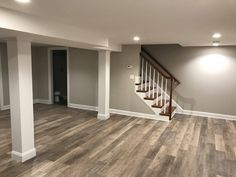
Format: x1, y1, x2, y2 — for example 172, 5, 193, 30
52, 50, 68, 106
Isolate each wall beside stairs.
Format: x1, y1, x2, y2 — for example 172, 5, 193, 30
110, 45, 153, 114
69, 45, 154, 115
143, 45, 236, 116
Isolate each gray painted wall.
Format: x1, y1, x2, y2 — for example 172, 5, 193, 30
69, 45, 153, 114
69, 48, 98, 106
32, 46, 49, 100
0, 43, 10, 106
0, 44, 49, 107
2, 43, 235, 116
110, 45, 153, 114
32, 47, 39, 99
143, 45, 236, 116
0, 44, 161, 115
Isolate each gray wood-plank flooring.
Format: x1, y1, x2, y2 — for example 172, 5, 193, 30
0, 104, 236, 177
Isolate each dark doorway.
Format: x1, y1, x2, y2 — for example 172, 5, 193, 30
52, 50, 67, 105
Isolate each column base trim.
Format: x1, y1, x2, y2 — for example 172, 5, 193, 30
97, 113, 110, 120
11, 148, 36, 162
1, 105, 10, 111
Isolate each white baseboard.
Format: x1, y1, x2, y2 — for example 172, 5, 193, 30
2, 102, 235, 121
34, 99, 51, 104
1, 105, 10, 110
68, 103, 168, 121
68, 103, 98, 111
177, 109, 236, 121
0, 99, 51, 111
109, 108, 168, 121
68, 103, 236, 121
11, 148, 36, 162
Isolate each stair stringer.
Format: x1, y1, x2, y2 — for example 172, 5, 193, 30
153, 81, 183, 119
134, 77, 183, 121
134, 85, 170, 122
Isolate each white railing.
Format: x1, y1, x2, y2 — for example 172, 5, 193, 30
148, 65, 151, 97
145, 61, 148, 91
139, 54, 175, 120
156, 72, 159, 104
152, 69, 155, 99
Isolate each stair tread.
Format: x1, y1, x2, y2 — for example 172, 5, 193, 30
135, 81, 150, 86
144, 93, 161, 100
136, 87, 156, 93
159, 106, 176, 116
152, 100, 169, 108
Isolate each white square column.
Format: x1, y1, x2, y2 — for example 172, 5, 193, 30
7, 38, 36, 162
97, 50, 110, 120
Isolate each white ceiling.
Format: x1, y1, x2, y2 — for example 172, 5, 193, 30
0, 0, 236, 46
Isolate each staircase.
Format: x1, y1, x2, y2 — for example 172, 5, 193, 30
135, 48, 180, 121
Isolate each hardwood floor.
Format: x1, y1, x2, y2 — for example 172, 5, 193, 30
0, 104, 236, 177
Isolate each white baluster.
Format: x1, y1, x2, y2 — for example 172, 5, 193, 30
145, 61, 148, 91
161, 76, 164, 106
156, 72, 159, 105
148, 65, 151, 97
153, 69, 155, 99
164, 78, 168, 114
141, 57, 144, 90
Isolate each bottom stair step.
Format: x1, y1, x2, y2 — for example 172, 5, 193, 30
159, 106, 176, 116
152, 100, 169, 108
144, 93, 161, 100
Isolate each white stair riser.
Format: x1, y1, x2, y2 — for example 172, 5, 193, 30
135, 85, 169, 121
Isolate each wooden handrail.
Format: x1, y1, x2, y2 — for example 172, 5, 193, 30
139, 48, 180, 121
139, 50, 179, 121
141, 47, 180, 85
140, 53, 171, 79
140, 53, 171, 80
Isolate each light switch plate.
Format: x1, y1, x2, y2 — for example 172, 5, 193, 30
130, 74, 135, 80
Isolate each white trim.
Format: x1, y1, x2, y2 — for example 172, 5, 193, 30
2, 101, 233, 121
177, 109, 236, 121
0, 47, 4, 110
68, 103, 236, 121
110, 108, 169, 121
137, 77, 236, 121
97, 113, 110, 120
48, 47, 69, 105
0, 99, 51, 110
33, 99, 51, 104
68, 103, 98, 111
1, 105, 10, 110
48, 49, 53, 104
67, 103, 169, 121
134, 83, 170, 121
67, 49, 70, 105
11, 148, 36, 162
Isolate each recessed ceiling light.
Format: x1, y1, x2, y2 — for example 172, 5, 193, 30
212, 41, 220, 47
212, 33, 221, 39
133, 36, 140, 42
15, 0, 31, 3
